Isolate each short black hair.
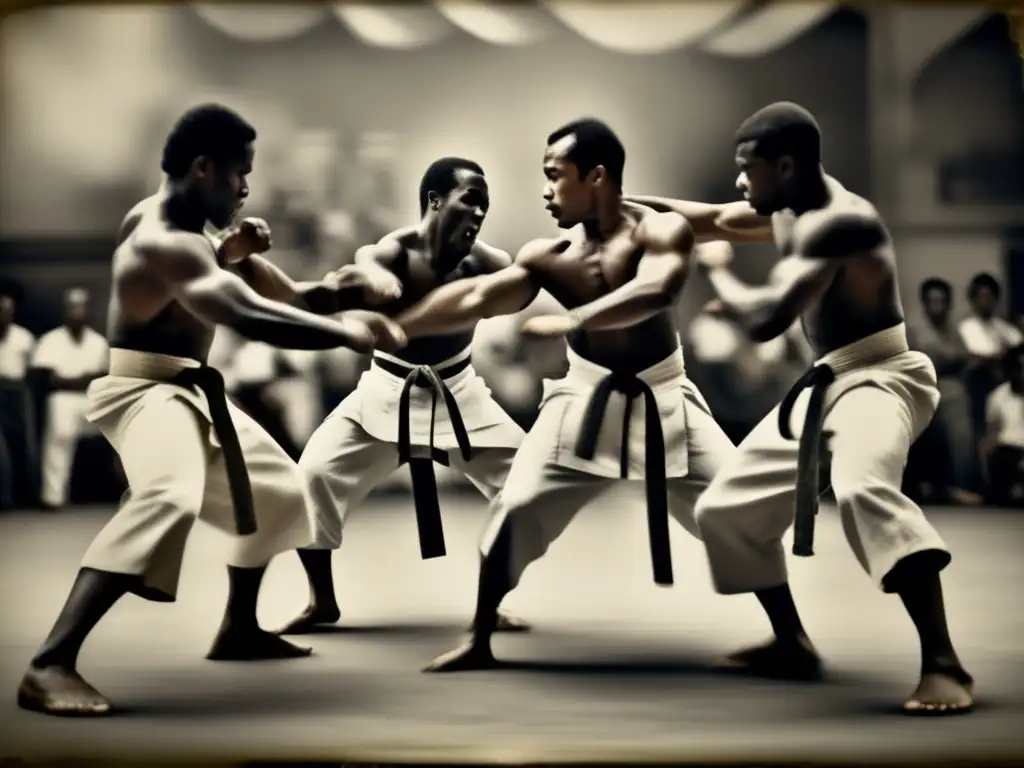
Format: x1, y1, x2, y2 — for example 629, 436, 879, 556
161, 103, 257, 180
967, 272, 1000, 299
735, 101, 821, 167
546, 118, 625, 191
0, 279, 23, 304
419, 157, 485, 216
920, 277, 952, 302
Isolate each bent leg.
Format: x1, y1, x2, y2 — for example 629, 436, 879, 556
827, 387, 973, 714
665, 382, 738, 539
278, 412, 398, 634
201, 401, 339, 659
20, 393, 209, 716
693, 400, 821, 680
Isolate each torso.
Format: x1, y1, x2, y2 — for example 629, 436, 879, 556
376, 227, 502, 366
106, 195, 216, 362
532, 212, 680, 374
773, 178, 904, 357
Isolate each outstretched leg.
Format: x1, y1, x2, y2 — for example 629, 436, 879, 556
424, 447, 610, 672
452, 444, 533, 633
18, 568, 134, 716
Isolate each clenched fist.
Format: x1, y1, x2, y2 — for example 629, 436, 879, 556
694, 241, 734, 270
323, 265, 403, 305
342, 310, 408, 354
219, 218, 272, 265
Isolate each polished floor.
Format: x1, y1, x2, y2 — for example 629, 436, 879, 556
0, 489, 1022, 764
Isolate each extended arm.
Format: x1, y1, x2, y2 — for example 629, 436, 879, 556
569, 213, 692, 332
137, 231, 375, 352
394, 243, 544, 339
623, 196, 773, 243
703, 210, 885, 342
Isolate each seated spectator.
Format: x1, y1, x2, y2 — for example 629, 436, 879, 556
906, 277, 983, 505
982, 344, 1024, 507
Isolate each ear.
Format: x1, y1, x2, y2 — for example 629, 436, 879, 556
776, 155, 795, 179
589, 164, 607, 186
427, 190, 442, 211
191, 155, 213, 178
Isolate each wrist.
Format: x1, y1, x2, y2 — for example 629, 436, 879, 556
568, 308, 585, 329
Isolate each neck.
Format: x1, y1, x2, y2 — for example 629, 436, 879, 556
788, 169, 830, 215
161, 180, 207, 234
421, 215, 463, 272
581, 195, 623, 242
67, 324, 84, 340
927, 314, 948, 329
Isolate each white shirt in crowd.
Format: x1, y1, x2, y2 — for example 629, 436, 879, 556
957, 315, 1023, 358
986, 382, 1024, 450
0, 324, 36, 379
31, 325, 109, 379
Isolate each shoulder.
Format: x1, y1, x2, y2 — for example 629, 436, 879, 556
633, 210, 694, 252
514, 236, 568, 268
86, 327, 108, 346
991, 381, 1013, 403
13, 325, 35, 346
793, 182, 885, 259
468, 240, 513, 273
356, 229, 411, 268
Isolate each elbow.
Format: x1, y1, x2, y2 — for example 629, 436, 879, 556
182, 275, 240, 325
747, 306, 794, 343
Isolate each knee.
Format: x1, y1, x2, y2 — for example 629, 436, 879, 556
693, 481, 735, 536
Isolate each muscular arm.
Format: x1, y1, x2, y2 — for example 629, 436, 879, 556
137, 231, 374, 351
394, 243, 544, 339
623, 196, 773, 243
706, 211, 885, 342
571, 213, 692, 332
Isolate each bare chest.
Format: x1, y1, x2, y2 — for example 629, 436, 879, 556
542, 237, 643, 307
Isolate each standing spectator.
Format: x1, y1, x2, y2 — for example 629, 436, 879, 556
982, 344, 1024, 507
30, 287, 109, 510
906, 278, 982, 504
0, 281, 38, 509
958, 272, 1023, 437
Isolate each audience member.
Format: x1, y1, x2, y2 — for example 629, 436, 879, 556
29, 288, 109, 510
0, 281, 39, 509
907, 278, 983, 504
982, 344, 1024, 507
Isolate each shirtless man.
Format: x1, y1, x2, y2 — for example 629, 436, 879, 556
278, 157, 530, 635
16, 103, 404, 717
389, 118, 736, 671
627, 101, 974, 715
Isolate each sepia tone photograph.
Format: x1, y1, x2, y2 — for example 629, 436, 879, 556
0, 0, 1022, 764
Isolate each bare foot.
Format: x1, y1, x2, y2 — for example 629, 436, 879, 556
469, 611, 531, 633
904, 667, 975, 716
423, 640, 498, 673
17, 664, 112, 717
207, 626, 313, 661
715, 637, 824, 681
275, 603, 341, 635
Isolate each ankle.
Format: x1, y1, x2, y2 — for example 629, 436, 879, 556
31, 650, 75, 671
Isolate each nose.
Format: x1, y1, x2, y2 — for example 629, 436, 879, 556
472, 207, 485, 223
543, 187, 553, 202
239, 185, 249, 200
734, 173, 745, 191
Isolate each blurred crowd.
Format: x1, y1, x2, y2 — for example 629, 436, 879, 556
5, 264, 1023, 513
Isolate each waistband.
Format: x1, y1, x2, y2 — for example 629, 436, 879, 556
372, 346, 471, 378
108, 348, 202, 380
565, 343, 686, 388
814, 323, 909, 377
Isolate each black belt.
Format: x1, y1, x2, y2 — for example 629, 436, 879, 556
777, 363, 836, 557
574, 371, 673, 586
372, 355, 474, 560
170, 366, 257, 536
